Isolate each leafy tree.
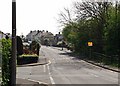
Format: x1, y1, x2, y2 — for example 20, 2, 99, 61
74, 2, 111, 53
104, 2, 120, 56
58, 1, 119, 63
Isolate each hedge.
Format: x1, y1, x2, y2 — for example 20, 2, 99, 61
0, 39, 11, 85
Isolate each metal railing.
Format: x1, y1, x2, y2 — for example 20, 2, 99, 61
91, 52, 119, 66
80, 51, 119, 67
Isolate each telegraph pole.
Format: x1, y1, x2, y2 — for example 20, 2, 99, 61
10, 0, 16, 85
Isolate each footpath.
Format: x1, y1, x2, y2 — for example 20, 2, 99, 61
16, 57, 49, 86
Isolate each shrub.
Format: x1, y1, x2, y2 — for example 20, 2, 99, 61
17, 54, 38, 65
29, 41, 40, 55
0, 39, 11, 85
17, 36, 23, 56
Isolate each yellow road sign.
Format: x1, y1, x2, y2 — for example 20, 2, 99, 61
88, 42, 93, 46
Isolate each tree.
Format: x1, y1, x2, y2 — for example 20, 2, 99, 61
104, 2, 120, 56
74, 1, 111, 53
58, 1, 119, 55
58, 8, 74, 26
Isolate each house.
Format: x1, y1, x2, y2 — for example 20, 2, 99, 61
54, 32, 63, 45
26, 30, 55, 46
41, 31, 55, 46
26, 30, 38, 41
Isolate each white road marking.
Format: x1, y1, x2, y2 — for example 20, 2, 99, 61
90, 73, 99, 77
50, 76, 55, 84
47, 64, 55, 84
29, 67, 33, 75
27, 78, 48, 85
51, 58, 56, 63
43, 65, 46, 72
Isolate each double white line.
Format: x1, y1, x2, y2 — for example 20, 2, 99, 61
46, 61, 55, 84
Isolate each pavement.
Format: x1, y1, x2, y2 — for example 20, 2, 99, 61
16, 57, 49, 86
17, 57, 49, 67
83, 59, 120, 73
16, 78, 48, 86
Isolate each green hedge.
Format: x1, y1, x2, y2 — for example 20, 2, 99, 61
0, 39, 11, 85
17, 55, 38, 65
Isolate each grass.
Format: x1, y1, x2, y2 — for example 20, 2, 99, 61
17, 54, 39, 65
19, 54, 38, 58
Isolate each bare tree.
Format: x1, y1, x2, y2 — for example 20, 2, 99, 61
74, 1, 110, 22
58, 8, 74, 26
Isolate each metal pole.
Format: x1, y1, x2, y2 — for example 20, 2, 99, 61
89, 46, 91, 60
10, 0, 16, 85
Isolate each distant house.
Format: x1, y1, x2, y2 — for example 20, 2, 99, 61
26, 30, 55, 46
26, 30, 38, 41
54, 32, 63, 45
41, 31, 55, 46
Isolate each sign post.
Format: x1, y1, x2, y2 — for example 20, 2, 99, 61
88, 42, 93, 47
88, 42, 93, 59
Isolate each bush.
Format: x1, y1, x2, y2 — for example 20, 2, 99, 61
17, 36, 23, 56
17, 54, 38, 65
0, 39, 11, 85
29, 41, 40, 55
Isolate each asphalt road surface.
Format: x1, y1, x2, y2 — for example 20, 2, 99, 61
17, 46, 118, 85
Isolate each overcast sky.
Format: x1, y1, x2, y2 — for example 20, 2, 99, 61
0, 0, 78, 36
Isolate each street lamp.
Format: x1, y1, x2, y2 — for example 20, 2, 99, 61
10, 0, 16, 85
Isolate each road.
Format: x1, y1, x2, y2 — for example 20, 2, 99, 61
17, 46, 118, 85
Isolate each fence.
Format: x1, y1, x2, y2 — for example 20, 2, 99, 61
91, 52, 119, 66
80, 51, 119, 67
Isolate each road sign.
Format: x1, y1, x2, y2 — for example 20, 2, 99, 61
88, 42, 93, 46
